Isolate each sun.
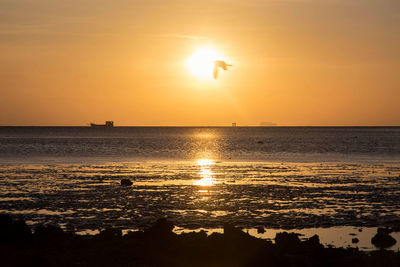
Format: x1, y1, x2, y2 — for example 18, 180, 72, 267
186, 47, 224, 79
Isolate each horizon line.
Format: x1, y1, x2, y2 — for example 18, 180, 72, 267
0, 125, 399, 128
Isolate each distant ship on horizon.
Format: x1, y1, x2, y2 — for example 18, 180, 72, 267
90, 121, 114, 127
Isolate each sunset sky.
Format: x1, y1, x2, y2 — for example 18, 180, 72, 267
1, 0, 399, 126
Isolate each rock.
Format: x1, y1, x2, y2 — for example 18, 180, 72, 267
257, 226, 265, 234
305, 234, 321, 246
99, 228, 122, 240
352, 238, 359, 244
0, 214, 12, 227
371, 228, 397, 249
275, 232, 301, 251
180, 230, 207, 242
146, 218, 174, 236
120, 178, 133, 186
222, 223, 254, 243
301, 234, 324, 251
34, 224, 64, 240
223, 223, 244, 238
12, 220, 31, 240
0, 214, 31, 242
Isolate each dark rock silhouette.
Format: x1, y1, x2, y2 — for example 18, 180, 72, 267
223, 222, 256, 241
0, 213, 12, 226
303, 234, 323, 250
33, 224, 67, 243
99, 227, 122, 240
275, 232, 303, 253
371, 228, 397, 249
120, 178, 133, 186
0, 214, 31, 242
1, 214, 400, 267
257, 226, 265, 234
352, 238, 360, 244
145, 218, 174, 236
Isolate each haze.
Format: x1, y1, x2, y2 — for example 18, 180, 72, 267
1, 0, 399, 126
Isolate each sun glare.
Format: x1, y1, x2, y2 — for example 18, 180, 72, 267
194, 158, 217, 186
196, 159, 215, 166
194, 168, 216, 186
186, 47, 223, 79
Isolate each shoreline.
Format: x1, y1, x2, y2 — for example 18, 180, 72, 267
3, 213, 400, 252
1, 215, 399, 267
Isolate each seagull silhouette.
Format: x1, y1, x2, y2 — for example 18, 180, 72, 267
213, 60, 232, 79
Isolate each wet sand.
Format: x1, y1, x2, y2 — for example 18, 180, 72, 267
1, 162, 400, 231
1, 161, 400, 251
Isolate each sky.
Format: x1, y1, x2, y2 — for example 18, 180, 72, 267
0, 0, 399, 126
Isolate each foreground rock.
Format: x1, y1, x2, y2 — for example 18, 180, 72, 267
371, 228, 397, 249
0, 214, 400, 267
120, 178, 133, 186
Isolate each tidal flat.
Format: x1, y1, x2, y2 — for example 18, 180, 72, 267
1, 161, 399, 250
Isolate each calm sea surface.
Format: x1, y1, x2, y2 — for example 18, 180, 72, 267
1, 127, 400, 249
1, 126, 399, 163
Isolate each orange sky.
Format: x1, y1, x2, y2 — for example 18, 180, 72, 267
1, 0, 399, 126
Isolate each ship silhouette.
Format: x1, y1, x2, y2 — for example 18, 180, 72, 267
90, 121, 114, 127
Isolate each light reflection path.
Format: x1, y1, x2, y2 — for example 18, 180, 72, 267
194, 159, 217, 186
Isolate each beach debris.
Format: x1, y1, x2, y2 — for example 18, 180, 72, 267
120, 178, 133, 186
371, 228, 397, 249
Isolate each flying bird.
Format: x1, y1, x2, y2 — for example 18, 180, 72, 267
213, 60, 232, 79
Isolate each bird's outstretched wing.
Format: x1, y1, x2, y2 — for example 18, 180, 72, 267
213, 66, 218, 79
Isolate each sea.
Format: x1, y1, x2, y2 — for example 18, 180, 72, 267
1, 126, 400, 250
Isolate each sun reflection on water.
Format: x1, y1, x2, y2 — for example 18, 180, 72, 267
194, 159, 217, 186
196, 159, 215, 166
194, 132, 217, 139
